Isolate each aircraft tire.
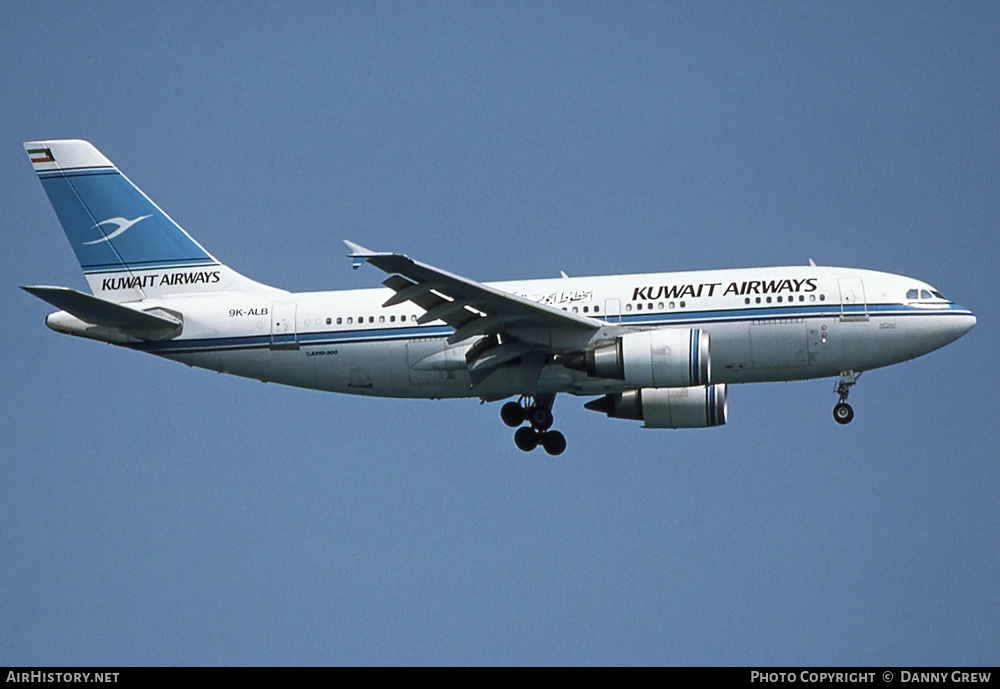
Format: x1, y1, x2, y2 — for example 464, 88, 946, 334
529, 407, 554, 431
540, 431, 567, 456
833, 402, 854, 425
501, 401, 526, 427
514, 427, 539, 452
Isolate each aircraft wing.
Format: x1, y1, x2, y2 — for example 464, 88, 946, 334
345, 241, 599, 341
345, 241, 600, 387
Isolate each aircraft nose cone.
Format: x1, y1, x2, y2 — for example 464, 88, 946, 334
949, 306, 976, 341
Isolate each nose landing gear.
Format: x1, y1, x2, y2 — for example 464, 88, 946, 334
833, 370, 861, 425
833, 402, 854, 424
501, 395, 566, 455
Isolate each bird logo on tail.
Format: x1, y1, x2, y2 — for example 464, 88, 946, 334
82, 215, 152, 245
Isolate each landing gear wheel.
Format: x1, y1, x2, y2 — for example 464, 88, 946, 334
539, 430, 567, 456
528, 407, 553, 431
514, 426, 539, 452
501, 401, 526, 427
505, 394, 561, 452
832, 371, 860, 425
833, 402, 854, 425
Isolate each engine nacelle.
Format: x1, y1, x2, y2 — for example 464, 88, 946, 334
566, 328, 710, 388
584, 384, 728, 429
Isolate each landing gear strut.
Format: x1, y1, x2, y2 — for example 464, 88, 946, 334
502, 395, 566, 455
833, 370, 861, 425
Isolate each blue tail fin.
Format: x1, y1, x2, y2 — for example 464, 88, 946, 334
25, 140, 281, 302
26, 140, 216, 274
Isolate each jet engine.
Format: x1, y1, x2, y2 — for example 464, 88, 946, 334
584, 384, 727, 428
565, 328, 710, 388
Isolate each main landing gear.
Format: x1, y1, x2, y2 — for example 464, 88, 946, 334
833, 370, 862, 425
501, 394, 567, 455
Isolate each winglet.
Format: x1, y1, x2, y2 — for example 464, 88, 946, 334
344, 240, 383, 269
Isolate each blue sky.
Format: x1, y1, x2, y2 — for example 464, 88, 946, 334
1, 3, 997, 665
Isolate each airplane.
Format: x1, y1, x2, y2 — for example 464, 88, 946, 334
21, 139, 976, 455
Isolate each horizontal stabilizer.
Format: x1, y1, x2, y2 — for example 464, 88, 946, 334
21, 285, 182, 336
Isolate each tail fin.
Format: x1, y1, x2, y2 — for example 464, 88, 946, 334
25, 140, 280, 302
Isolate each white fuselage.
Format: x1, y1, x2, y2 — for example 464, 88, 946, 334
24, 139, 976, 442
113, 265, 975, 400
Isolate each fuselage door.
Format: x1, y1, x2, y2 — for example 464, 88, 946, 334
270, 302, 299, 350
838, 277, 868, 321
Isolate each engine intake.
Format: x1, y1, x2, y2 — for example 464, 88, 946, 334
565, 328, 710, 388
584, 384, 727, 429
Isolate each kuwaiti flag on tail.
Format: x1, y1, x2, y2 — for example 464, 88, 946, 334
27, 147, 54, 164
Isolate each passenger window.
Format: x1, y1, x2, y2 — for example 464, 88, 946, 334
347, 317, 353, 324
336, 317, 342, 325
593, 306, 599, 313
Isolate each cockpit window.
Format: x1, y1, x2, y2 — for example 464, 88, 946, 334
908, 287, 949, 302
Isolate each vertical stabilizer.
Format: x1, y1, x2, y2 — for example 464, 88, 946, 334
25, 140, 281, 302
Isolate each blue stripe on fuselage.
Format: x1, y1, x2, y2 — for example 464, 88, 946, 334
689, 329, 698, 386
130, 302, 971, 356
